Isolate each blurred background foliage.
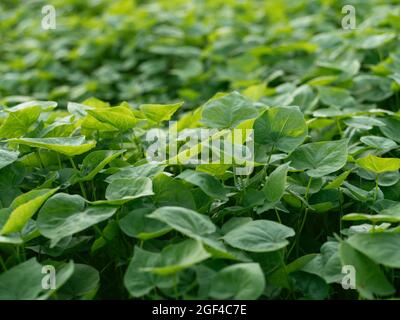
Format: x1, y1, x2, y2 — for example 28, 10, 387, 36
0, 0, 400, 109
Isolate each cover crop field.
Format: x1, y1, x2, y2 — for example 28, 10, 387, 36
0, 0, 400, 300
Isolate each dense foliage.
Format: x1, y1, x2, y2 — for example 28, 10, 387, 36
1, 0, 400, 300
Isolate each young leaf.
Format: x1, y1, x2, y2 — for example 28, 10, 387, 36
86, 104, 137, 131
356, 154, 400, 174
0, 106, 41, 138
0, 188, 58, 235
140, 102, 183, 123
324, 170, 351, 190
73, 150, 125, 183
262, 163, 289, 203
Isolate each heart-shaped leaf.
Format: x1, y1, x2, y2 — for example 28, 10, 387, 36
289, 139, 348, 177
37, 193, 117, 241
223, 220, 295, 252
254, 106, 307, 153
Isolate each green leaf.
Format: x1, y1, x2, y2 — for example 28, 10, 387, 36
356, 154, 400, 174
73, 150, 125, 182
380, 117, 400, 143
339, 242, 394, 299
57, 264, 100, 299
302, 241, 342, 284
324, 170, 351, 190
119, 208, 171, 240
82, 115, 118, 132
346, 233, 400, 268
289, 139, 348, 177
9, 137, 96, 157
0, 149, 19, 170
268, 254, 318, 289
86, 104, 137, 131
143, 239, 211, 275
82, 97, 110, 108
0, 234, 23, 245
254, 106, 307, 153
223, 220, 295, 252
0, 258, 43, 299
317, 86, 355, 108
354, 33, 396, 49
152, 173, 196, 209
99, 177, 153, 205
201, 92, 258, 128
38, 260, 75, 300
221, 217, 253, 234
140, 102, 183, 123
37, 193, 117, 241
360, 136, 397, 151
263, 163, 289, 203
105, 163, 165, 183
124, 246, 173, 297
0, 165, 24, 208
209, 263, 265, 299
177, 170, 228, 200
201, 236, 248, 261
290, 271, 329, 300
352, 75, 393, 102
0, 188, 58, 235
342, 212, 400, 223
0, 105, 41, 138
147, 206, 216, 238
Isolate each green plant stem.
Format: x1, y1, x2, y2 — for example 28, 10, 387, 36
338, 187, 343, 232
280, 250, 289, 286
288, 176, 313, 257
69, 158, 88, 199
173, 273, 179, 299
20, 243, 26, 261
15, 246, 21, 263
56, 153, 62, 169
275, 208, 282, 224
94, 225, 103, 236
335, 118, 343, 138
91, 180, 97, 201
37, 149, 44, 169
0, 255, 7, 271
298, 176, 313, 231
261, 145, 276, 180
374, 176, 379, 202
